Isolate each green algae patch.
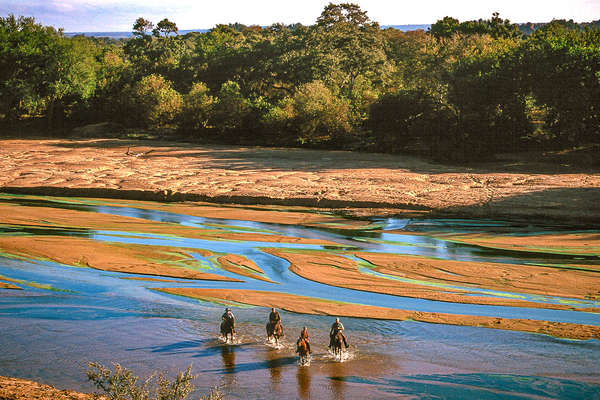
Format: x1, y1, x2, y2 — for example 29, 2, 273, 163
0, 235, 242, 282
153, 288, 600, 340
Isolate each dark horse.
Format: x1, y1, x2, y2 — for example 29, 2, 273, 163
296, 337, 310, 365
331, 331, 345, 358
266, 320, 284, 346
220, 319, 235, 343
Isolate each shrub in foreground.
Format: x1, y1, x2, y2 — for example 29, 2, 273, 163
86, 362, 223, 400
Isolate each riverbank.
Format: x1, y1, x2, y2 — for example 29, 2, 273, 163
0, 376, 99, 400
1, 138, 599, 224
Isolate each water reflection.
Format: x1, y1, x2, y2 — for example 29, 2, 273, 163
326, 361, 348, 400
219, 345, 236, 389
296, 365, 311, 399
265, 350, 283, 391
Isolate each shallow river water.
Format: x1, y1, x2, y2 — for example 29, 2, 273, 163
0, 195, 599, 399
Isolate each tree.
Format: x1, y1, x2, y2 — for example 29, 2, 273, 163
153, 18, 178, 38
126, 74, 182, 129
308, 3, 387, 97
517, 23, 600, 145
133, 17, 153, 37
181, 81, 216, 132
210, 80, 250, 136
290, 80, 351, 145
0, 15, 98, 127
430, 13, 521, 39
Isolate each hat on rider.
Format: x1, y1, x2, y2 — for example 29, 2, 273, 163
336, 317, 340, 323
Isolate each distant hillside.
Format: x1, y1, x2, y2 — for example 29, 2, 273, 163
381, 24, 430, 31
65, 28, 210, 39
66, 25, 431, 38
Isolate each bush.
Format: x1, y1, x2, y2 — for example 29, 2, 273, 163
210, 80, 250, 137
127, 74, 183, 129
86, 362, 223, 400
290, 80, 352, 146
181, 81, 216, 133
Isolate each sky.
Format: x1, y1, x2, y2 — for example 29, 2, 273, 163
1, 0, 599, 32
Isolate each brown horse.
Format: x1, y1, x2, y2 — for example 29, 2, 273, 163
266, 320, 284, 346
220, 319, 235, 343
296, 337, 310, 365
331, 330, 345, 358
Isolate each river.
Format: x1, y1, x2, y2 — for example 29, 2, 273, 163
0, 194, 598, 399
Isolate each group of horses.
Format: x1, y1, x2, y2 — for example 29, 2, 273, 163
220, 318, 347, 364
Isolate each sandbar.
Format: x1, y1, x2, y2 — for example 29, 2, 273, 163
155, 288, 600, 340
0, 236, 241, 281
0, 202, 337, 246
217, 254, 277, 283
263, 248, 600, 312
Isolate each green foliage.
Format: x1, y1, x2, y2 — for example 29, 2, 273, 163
430, 13, 522, 39
86, 362, 222, 400
153, 19, 178, 38
0, 15, 98, 125
516, 23, 600, 145
211, 80, 250, 136
181, 81, 216, 132
126, 74, 183, 129
290, 80, 352, 145
2, 3, 599, 160
133, 18, 153, 37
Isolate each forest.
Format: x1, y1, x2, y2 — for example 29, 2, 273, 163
1, 3, 599, 161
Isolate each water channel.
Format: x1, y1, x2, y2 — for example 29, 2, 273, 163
0, 194, 599, 399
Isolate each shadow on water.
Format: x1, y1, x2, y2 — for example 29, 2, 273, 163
125, 339, 213, 355
341, 374, 600, 400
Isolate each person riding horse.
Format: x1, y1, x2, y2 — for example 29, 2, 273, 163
222, 307, 235, 331
266, 307, 284, 343
329, 318, 348, 349
269, 307, 281, 325
296, 326, 311, 354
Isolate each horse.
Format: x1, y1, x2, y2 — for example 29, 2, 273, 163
331, 330, 345, 358
266, 320, 284, 346
296, 337, 310, 365
220, 319, 235, 343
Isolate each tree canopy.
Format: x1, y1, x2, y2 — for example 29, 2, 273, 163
1, 5, 599, 162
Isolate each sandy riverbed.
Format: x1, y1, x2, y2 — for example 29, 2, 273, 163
1, 138, 599, 223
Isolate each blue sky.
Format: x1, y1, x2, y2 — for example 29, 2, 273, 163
1, 0, 599, 32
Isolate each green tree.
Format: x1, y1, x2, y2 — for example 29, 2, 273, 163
517, 23, 600, 145
290, 80, 351, 145
211, 80, 250, 136
153, 18, 178, 38
0, 15, 98, 127
181, 81, 216, 132
126, 74, 182, 129
430, 13, 521, 39
308, 3, 387, 97
133, 17, 153, 37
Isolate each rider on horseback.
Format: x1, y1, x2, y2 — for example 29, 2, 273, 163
329, 317, 348, 348
296, 326, 311, 354
222, 307, 235, 331
269, 307, 281, 324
